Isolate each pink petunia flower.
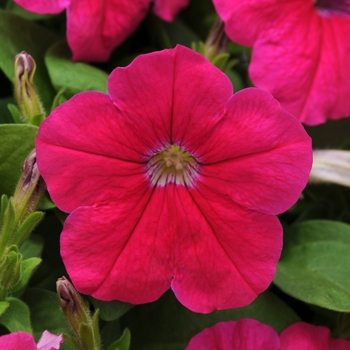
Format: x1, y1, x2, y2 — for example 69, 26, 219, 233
35, 45, 312, 313
0, 330, 63, 350
13, 0, 190, 62
186, 319, 350, 350
212, 0, 350, 125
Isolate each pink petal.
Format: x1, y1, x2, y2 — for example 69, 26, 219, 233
194, 88, 312, 215
214, 0, 350, 125
108, 45, 233, 148
173, 185, 282, 312
13, 0, 69, 14
249, 4, 350, 125
61, 184, 282, 312
60, 192, 173, 303
36, 92, 150, 213
153, 0, 190, 21
280, 322, 350, 350
37, 331, 63, 350
66, 0, 151, 61
0, 331, 36, 350
186, 319, 280, 350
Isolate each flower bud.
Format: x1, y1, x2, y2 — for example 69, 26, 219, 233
57, 277, 100, 350
13, 150, 45, 224
204, 19, 229, 61
14, 51, 45, 125
0, 246, 22, 292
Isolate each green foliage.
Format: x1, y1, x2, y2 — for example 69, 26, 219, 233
122, 290, 299, 350
0, 124, 38, 196
0, 10, 57, 111
0, 297, 32, 332
45, 41, 108, 98
107, 328, 131, 350
22, 288, 71, 339
275, 220, 350, 311
89, 298, 134, 322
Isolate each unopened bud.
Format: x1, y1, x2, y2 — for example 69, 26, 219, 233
0, 246, 22, 292
57, 277, 101, 350
14, 51, 45, 125
205, 19, 229, 61
13, 150, 45, 224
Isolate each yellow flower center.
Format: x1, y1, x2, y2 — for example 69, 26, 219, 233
147, 145, 198, 186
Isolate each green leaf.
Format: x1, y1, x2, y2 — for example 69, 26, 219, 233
7, 103, 22, 123
0, 297, 32, 332
0, 10, 58, 111
107, 328, 131, 350
0, 124, 38, 196
13, 211, 44, 247
0, 300, 9, 316
22, 288, 71, 339
89, 297, 134, 322
0, 97, 15, 123
12, 257, 41, 292
274, 220, 350, 311
123, 290, 299, 350
45, 41, 108, 98
19, 234, 44, 260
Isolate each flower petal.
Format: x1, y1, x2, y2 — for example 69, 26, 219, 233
0, 331, 36, 350
172, 186, 282, 312
61, 182, 281, 312
249, 5, 350, 124
195, 88, 312, 215
153, 0, 190, 21
66, 0, 150, 61
108, 45, 233, 148
60, 190, 173, 303
186, 319, 280, 350
36, 92, 149, 213
13, 0, 68, 14
213, 0, 284, 46
279, 322, 350, 350
37, 331, 63, 350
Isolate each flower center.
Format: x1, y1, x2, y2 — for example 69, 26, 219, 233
313, 0, 350, 16
147, 145, 199, 187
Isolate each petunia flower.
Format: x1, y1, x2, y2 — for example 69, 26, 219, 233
186, 319, 350, 349
0, 330, 63, 350
35, 45, 312, 313
13, 0, 190, 62
212, 0, 350, 125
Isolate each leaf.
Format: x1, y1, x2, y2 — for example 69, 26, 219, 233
89, 297, 134, 322
123, 290, 299, 350
19, 234, 44, 259
0, 9, 58, 111
22, 288, 71, 339
0, 97, 15, 123
0, 124, 38, 196
0, 300, 9, 316
274, 220, 350, 311
12, 257, 42, 292
0, 297, 32, 332
45, 41, 108, 98
107, 328, 131, 350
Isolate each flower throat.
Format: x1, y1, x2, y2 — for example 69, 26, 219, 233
147, 145, 199, 186
314, 0, 350, 16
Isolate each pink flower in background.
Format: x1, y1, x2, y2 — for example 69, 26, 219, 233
13, 0, 190, 62
186, 319, 350, 350
213, 0, 350, 125
0, 331, 63, 350
36, 45, 312, 313
186, 319, 280, 349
